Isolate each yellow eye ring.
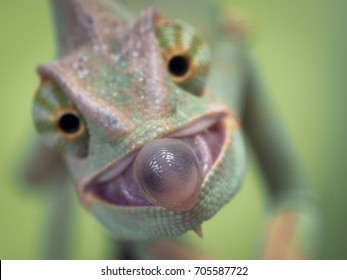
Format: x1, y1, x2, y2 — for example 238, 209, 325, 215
54, 108, 86, 140
166, 53, 193, 83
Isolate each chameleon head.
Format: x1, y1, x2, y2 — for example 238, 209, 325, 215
32, 6, 246, 240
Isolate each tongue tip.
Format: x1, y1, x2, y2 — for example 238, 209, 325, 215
134, 137, 203, 212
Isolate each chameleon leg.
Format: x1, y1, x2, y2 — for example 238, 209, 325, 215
261, 210, 304, 259
147, 240, 212, 260
24, 143, 74, 259
41, 183, 74, 259
107, 240, 138, 260
242, 56, 320, 259
113, 240, 211, 260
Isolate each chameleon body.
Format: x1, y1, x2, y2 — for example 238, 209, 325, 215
31, 0, 318, 258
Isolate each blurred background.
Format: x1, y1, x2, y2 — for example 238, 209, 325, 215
0, 0, 346, 259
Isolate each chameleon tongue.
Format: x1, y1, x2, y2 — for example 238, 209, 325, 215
133, 138, 202, 212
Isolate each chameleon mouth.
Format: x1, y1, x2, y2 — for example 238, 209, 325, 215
84, 114, 231, 210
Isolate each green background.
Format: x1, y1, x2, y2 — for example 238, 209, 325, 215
1, 0, 346, 259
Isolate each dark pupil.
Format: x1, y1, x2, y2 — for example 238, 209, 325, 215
58, 113, 80, 134
168, 55, 189, 77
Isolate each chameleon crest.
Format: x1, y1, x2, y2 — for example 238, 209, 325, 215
32, 0, 246, 240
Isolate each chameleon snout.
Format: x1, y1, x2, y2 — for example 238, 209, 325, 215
83, 114, 228, 212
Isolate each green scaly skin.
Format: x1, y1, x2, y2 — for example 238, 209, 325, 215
30, 0, 319, 258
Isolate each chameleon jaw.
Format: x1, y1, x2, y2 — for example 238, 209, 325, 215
81, 114, 234, 210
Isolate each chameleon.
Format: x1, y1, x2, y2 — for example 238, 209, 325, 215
28, 0, 319, 259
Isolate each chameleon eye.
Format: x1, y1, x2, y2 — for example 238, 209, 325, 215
58, 111, 81, 134
32, 80, 89, 157
156, 19, 211, 96
168, 55, 189, 77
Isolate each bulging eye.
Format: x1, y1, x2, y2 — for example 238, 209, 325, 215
168, 55, 190, 77
32, 80, 89, 157
156, 19, 211, 96
57, 111, 82, 135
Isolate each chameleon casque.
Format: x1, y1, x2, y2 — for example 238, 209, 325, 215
29, 0, 318, 259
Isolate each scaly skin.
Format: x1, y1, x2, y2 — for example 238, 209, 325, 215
30, 0, 319, 258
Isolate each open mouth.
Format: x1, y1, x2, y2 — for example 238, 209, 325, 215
84, 114, 228, 210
